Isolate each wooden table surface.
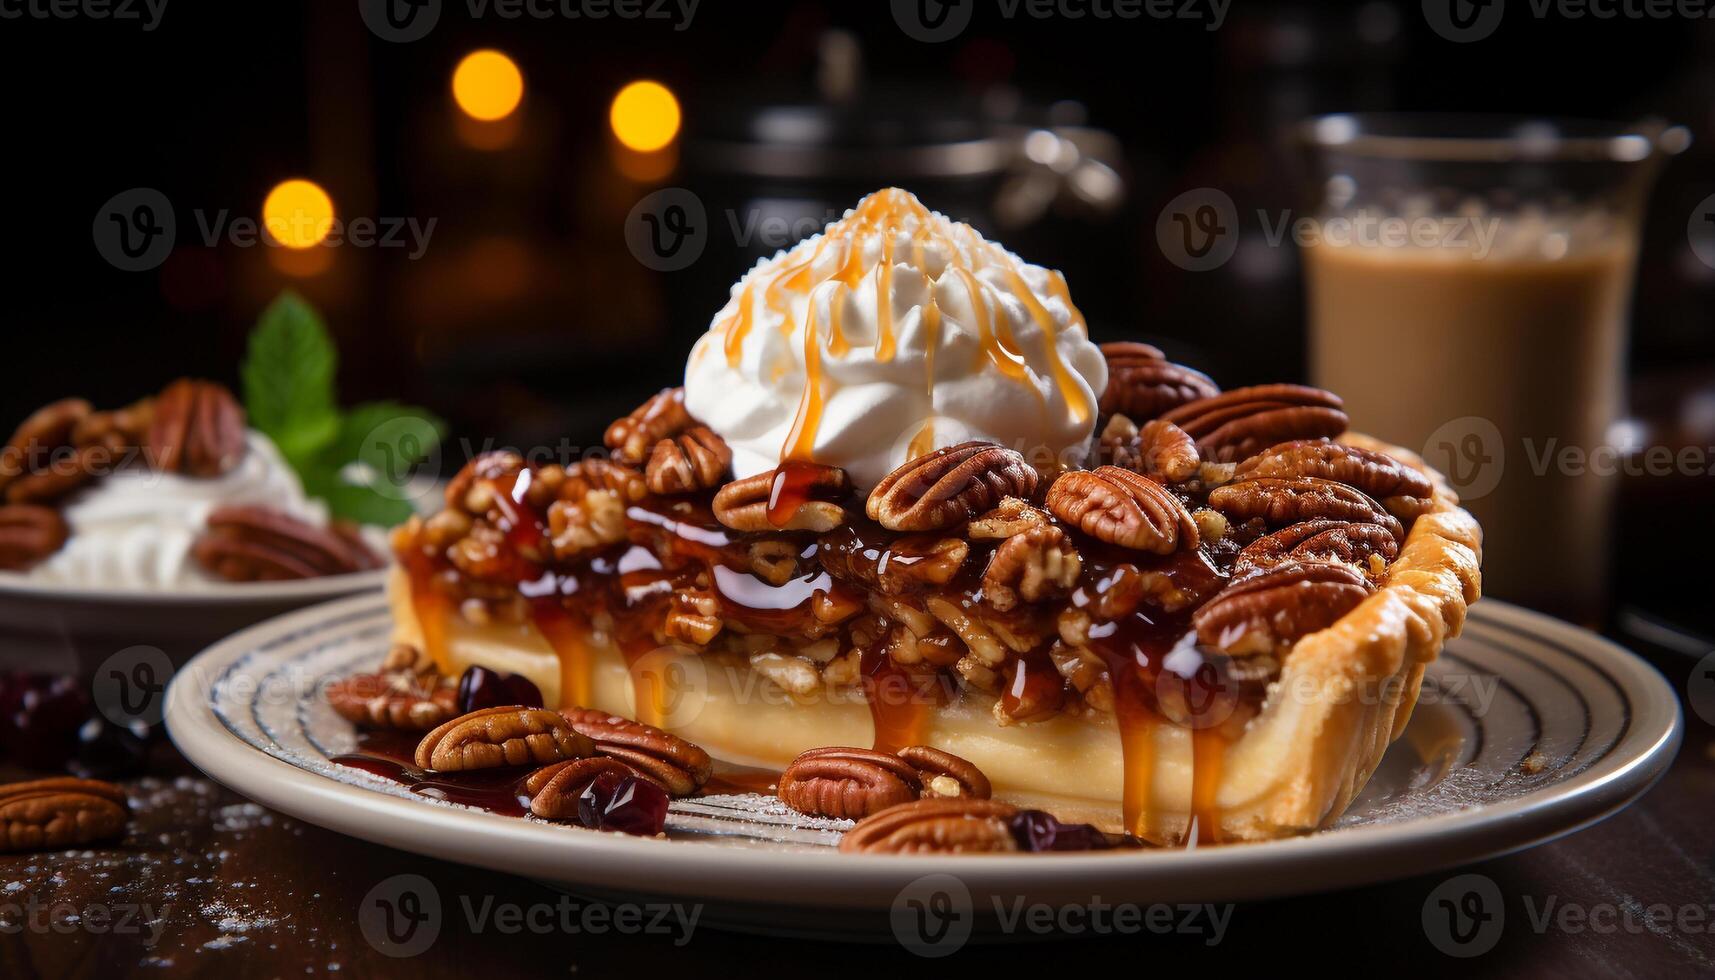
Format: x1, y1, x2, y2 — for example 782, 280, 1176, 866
2, 657, 1711, 978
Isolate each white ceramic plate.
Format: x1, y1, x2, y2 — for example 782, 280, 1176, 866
166, 594, 1681, 934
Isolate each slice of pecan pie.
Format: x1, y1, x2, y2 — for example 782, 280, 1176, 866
386, 189, 1481, 842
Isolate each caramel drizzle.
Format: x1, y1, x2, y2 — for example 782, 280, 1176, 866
705, 189, 1095, 467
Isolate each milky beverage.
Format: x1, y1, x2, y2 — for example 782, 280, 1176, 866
1304, 211, 1636, 620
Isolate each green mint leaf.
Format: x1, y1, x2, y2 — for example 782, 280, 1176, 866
301, 467, 419, 527
242, 290, 340, 467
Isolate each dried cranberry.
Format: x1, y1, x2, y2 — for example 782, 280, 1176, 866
576, 771, 668, 837
0, 672, 90, 770
456, 666, 543, 714
1008, 809, 1116, 852
70, 716, 155, 780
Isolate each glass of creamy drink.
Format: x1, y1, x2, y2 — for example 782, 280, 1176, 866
1297, 115, 1685, 623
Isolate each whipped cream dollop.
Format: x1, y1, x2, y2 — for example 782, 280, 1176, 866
683, 188, 1108, 490
27, 431, 341, 590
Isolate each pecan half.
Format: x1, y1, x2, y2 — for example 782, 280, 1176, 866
0, 398, 92, 496
326, 647, 458, 732
983, 523, 1081, 611
1233, 439, 1434, 520
1232, 519, 1401, 576
965, 496, 1049, 539
414, 706, 595, 772
1193, 560, 1374, 656
0, 778, 129, 852
896, 745, 992, 801
605, 387, 693, 465
713, 463, 849, 532
1098, 342, 1220, 420
147, 378, 248, 477
838, 798, 1020, 854
193, 505, 383, 581
778, 747, 922, 820
1160, 384, 1349, 463
1134, 419, 1200, 482
1207, 476, 1404, 542
72, 398, 153, 454
524, 757, 636, 820
0, 505, 68, 570
1045, 466, 1198, 554
645, 426, 732, 495
819, 529, 969, 595
867, 442, 1039, 532
560, 707, 713, 796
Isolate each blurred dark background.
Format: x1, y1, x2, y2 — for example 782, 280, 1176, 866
1, 0, 1711, 639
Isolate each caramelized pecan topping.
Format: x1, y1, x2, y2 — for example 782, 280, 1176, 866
838, 798, 1020, 854
1232, 519, 1401, 577
560, 707, 713, 796
1161, 384, 1348, 463
148, 378, 248, 477
1097, 342, 1220, 420
896, 745, 992, 801
982, 523, 1081, 610
1207, 476, 1404, 542
414, 706, 595, 772
1045, 465, 1198, 554
1233, 439, 1434, 520
0, 505, 69, 571
1134, 419, 1200, 482
0, 778, 129, 852
713, 463, 849, 532
645, 426, 731, 496
867, 441, 1039, 532
1192, 560, 1374, 656
605, 387, 693, 465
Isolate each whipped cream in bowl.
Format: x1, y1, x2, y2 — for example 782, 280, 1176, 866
684, 188, 1108, 491
24, 432, 385, 594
